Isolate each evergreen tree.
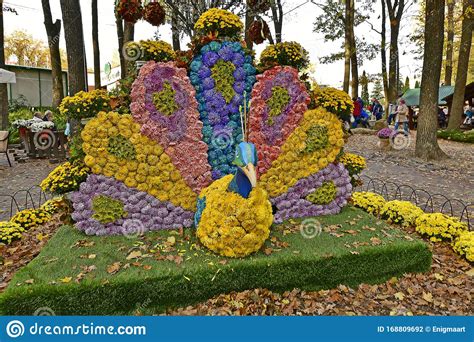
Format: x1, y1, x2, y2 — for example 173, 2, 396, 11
371, 78, 384, 101
403, 76, 410, 92
360, 71, 370, 105
415, 80, 420, 88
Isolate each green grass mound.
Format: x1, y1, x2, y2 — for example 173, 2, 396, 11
0, 207, 431, 315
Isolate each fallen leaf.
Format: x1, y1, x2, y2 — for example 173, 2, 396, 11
422, 291, 433, 303
107, 262, 122, 275
167, 236, 176, 245
264, 248, 273, 255
370, 237, 382, 245
126, 250, 143, 260
143, 265, 152, 270
59, 276, 72, 283
394, 292, 405, 300
433, 273, 444, 281
466, 268, 474, 277
88, 254, 97, 259
24, 279, 34, 284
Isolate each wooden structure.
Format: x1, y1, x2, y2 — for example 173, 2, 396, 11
25, 130, 67, 161
442, 82, 474, 116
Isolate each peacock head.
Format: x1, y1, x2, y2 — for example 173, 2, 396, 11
233, 142, 258, 188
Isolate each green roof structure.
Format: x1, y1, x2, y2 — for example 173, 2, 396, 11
402, 85, 454, 106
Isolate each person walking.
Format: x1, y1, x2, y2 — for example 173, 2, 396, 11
394, 98, 409, 135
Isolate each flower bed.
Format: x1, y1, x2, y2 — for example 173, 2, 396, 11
130, 61, 212, 193
271, 163, 352, 223
379, 200, 424, 227
259, 41, 309, 72
194, 8, 243, 39
351, 191, 386, 215
248, 66, 311, 176
311, 87, 353, 122
0, 207, 431, 315
59, 89, 111, 120
40, 161, 90, 195
189, 41, 256, 179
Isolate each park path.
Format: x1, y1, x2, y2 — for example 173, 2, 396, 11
345, 132, 474, 206
0, 159, 56, 220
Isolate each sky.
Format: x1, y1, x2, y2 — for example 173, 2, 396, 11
2, 0, 423, 90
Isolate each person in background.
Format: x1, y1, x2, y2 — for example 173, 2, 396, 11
394, 98, 409, 134
438, 107, 447, 128
463, 101, 473, 125
43, 110, 54, 122
372, 99, 383, 120
33, 112, 43, 121
352, 97, 362, 128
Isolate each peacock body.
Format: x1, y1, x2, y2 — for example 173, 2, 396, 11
71, 10, 352, 258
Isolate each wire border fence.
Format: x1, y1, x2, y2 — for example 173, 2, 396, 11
0, 185, 51, 220
1, 176, 472, 230
354, 175, 473, 230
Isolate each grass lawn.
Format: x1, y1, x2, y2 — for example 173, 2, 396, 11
437, 129, 474, 144
0, 206, 431, 315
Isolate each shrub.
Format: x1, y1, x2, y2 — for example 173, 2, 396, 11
59, 89, 111, 120
311, 87, 353, 122
415, 213, 468, 242
40, 161, 90, 195
351, 191, 386, 215
0, 222, 24, 244
259, 41, 310, 72
437, 130, 474, 144
380, 200, 424, 227
194, 8, 243, 39
10, 209, 51, 230
452, 231, 474, 262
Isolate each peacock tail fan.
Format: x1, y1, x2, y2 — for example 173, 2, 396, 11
248, 66, 311, 177
189, 40, 257, 180
130, 61, 212, 193
80, 112, 197, 212
258, 108, 345, 199
71, 174, 195, 236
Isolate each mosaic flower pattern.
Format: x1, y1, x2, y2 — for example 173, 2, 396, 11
71, 174, 194, 236
131, 61, 212, 193
189, 41, 256, 179
248, 66, 310, 176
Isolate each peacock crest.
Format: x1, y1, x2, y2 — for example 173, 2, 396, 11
71, 9, 352, 258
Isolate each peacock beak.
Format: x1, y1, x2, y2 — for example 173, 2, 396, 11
242, 162, 257, 188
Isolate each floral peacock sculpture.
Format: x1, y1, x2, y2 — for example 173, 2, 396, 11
71, 8, 352, 258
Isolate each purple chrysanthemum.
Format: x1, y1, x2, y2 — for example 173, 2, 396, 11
71, 174, 194, 236
271, 163, 352, 223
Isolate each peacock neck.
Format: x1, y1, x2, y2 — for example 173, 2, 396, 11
228, 168, 252, 199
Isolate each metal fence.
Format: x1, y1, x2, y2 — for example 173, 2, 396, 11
354, 175, 473, 230
0, 185, 51, 221
1, 176, 472, 230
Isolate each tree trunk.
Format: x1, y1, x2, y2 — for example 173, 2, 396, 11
115, 13, 126, 79
444, 0, 455, 85
447, 0, 473, 130
42, 0, 64, 108
123, 22, 135, 77
388, 28, 399, 103
92, 0, 101, 89
349, 0, 358, 98
60, 0, 87, 95
343, 0, 351, 93
381, 0, 389, 107
171, 12, 181, 51
244, 8, 254, 50
0, 0, 7, 129
415, 0, 446, 160
271, 0, 283, 43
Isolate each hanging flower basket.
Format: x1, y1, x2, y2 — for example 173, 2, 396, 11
143, 2, 166, 26
115, 0, 143, 24
247, 0, 271, 13
248, 19, 271, 45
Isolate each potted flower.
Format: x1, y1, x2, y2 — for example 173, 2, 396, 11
376, 127, 393, 150
143, 1, 165, 26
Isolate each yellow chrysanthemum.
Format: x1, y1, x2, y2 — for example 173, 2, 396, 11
196, 175, 273, 258
260, 108, 344, 198
81, 112, 197, 210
